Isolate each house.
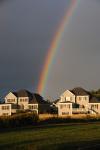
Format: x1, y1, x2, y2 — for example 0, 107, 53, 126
89, 97, 100, 114
0, 90, 50, 116
0, 103, 12, 116
29, 93, 51, 114
56, 87, 100, 116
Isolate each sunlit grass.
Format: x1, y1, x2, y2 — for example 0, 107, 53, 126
0, 123, 100, 150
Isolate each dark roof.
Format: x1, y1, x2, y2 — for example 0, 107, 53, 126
71, 87, 89, 96
12, 92, 18, 97
8, 90, 49, 104
89, 97, 100, 103
29, 93, 49, 104
17, 90, 33, 98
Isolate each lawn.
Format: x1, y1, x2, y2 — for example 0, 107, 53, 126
0, 123, 100, 150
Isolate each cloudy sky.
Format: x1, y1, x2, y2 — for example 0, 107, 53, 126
0, 0, 100, 99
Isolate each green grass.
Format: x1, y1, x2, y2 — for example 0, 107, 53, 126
0, 123, 100, 150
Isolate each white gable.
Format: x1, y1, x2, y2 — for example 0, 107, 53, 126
60, 90, 75, 103
60, 90, 75, 98
5, 92, 17, 100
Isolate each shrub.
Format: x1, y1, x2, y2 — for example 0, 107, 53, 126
0, 112, 39, 129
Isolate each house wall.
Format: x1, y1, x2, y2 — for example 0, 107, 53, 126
5, 92, 17, 104
88, 103, 100, 114
76, 96, 89, 109
58, 103, 72, 116
18, 97, 29, 110
11, 104, 18, 114
0, 104, 11, 116
28, 104, 38, 114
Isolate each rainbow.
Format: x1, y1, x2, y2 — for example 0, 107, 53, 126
37, 0, 79, 95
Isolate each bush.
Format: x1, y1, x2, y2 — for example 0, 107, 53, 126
0, 112, 39, 129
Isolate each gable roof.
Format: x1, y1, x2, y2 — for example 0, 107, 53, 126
5, 92, 18, 98
12, 92, 18, 97
17, 90, 33, 98
29, 93, 49, 104
60, 90, 75, 97
89, 97, 100, 103
71, 87, 89, 96
5, 90, 49, 104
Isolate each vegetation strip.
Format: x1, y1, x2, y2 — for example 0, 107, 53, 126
0, 123, 100, 150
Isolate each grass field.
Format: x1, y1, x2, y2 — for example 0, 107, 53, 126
0, 123, 100, 150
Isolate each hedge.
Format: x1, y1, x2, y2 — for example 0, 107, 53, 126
0, 112, 39, 128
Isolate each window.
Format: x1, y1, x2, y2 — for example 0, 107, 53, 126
2, 113, 9, 116
25, 98, 28, 102
67, 104, 70, 109
62, 112, 69, 115
79, 97, 81, 101
91, 105, 94, 109
60, 104, 66, 109
91, 104, 98, 109
7, 99, 15, 103
20, 99, 22, 102
29, 105, 38, 110
95, 104, 98, 109
60, 104, 71, 109
2, 106, 9, 110
20, 99, 28, 102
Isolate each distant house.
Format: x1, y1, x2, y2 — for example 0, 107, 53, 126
29, 93, 51, 114
0, 104, 12, 116
89, 97, 100, 114
56, 87, 100, 116
0, 90, 50, 116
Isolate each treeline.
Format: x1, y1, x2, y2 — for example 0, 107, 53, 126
90, 89, 100, 98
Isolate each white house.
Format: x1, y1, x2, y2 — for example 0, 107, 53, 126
89, 97, 100, 114
0, 104, 11, 116
56, 87, 100, 116
0, 90, 50, 116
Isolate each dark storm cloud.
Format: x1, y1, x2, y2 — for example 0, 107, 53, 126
0, 0, 70, 97
1, 0, 100, 99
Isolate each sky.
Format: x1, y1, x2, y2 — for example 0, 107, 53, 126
0, 0, 100, 100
